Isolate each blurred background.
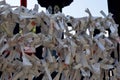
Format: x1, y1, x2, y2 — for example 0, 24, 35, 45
1, 0, 108, 17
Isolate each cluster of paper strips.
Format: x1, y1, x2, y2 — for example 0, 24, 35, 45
0, 0, 120, 80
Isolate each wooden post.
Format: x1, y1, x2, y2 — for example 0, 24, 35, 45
108, 0, 120, 61
20, 0, 27, 7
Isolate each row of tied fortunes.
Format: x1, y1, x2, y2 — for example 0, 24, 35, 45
0, 0, 120, 80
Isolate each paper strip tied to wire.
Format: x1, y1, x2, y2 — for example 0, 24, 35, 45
0, 1, 120, 80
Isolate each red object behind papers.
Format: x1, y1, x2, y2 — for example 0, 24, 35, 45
21, 0, 27, 7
